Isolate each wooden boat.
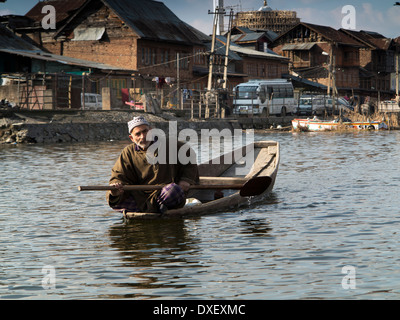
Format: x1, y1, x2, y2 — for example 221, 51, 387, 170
123, 140, 280, 220
292, 118, 387, 132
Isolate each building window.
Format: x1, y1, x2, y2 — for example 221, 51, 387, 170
194, 48, 205, 65
109, 79, 127, 98
145, 48, 150, 65
152, 49, 156, 65
267, 65, 277, 78
165, 50, 169, 67
175, 52, 189, 70
141, 48, 158, 65
247, 63, 258, 76
259, 64, 266, 77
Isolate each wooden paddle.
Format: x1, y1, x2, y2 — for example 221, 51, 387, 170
78, 176, 272, 197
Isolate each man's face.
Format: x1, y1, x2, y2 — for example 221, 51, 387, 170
129, 124, 151, 150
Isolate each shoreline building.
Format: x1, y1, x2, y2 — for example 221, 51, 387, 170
233, 0, 300, 35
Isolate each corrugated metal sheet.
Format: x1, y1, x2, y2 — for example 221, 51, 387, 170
232, 46, 288, 60
210, 36, 242, 61
216, 35, 281, 58
232, 30, 278, 44
72, 27, 105, 41
236, 33, 266, 42
0, 23, 40, 51
282, 43, 317, 51
229, 42, 288, 61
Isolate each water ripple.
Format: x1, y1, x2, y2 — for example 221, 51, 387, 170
1, 133, 400, 299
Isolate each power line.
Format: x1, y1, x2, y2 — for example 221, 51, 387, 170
137, 43, 229, 72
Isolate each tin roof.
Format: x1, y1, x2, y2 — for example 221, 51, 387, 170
49, 0, 207, 45
303, 23, 362, 46
282, 43, 317, 51
230, 44, 288, 60
272, 22, 364, 48
232, 33, 267, 43
103, 0, 206, 45
209, 37, 242, 61
231, 27, 278, 43
340, 29, 394, 50
0, 23, 40, 51
217, 35, 287, 61
0, 24, 134, 72
25, 0, 208, 45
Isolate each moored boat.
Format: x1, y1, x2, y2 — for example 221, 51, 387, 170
292, 118, 387, 132
123, 141, 280, 220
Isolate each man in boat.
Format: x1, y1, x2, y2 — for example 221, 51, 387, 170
107, 116, 199, 214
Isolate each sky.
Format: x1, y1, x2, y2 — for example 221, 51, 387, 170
2, 0, 400, 38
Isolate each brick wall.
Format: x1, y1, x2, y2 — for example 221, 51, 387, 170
62, 37, 138, 70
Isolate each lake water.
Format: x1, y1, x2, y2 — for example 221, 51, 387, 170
1, 130, 400, 300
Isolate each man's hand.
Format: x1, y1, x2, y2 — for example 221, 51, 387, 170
178, 180, 191, 193
110, 183, 124, 196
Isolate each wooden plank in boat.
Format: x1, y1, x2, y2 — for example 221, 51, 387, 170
200, 177, 250, 185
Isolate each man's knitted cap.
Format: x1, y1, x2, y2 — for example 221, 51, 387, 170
128, 116, 149, 133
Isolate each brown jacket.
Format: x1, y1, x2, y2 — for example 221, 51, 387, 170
107, 140, 199, 212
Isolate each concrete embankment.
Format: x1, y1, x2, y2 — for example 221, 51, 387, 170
0, 109, 292, 144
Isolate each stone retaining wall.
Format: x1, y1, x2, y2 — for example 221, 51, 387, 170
1, 117, 291, 144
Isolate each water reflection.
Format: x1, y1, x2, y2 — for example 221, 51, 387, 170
239, 218, 272, 237
107, 219, 202, 298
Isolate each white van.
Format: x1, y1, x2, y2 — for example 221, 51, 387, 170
378, 100, 400, 112
312, 96, 352, 116
233, 79, 296, 116
81, 93, 102, 110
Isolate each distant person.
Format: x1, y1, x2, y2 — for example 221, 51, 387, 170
107, 116, 199, 213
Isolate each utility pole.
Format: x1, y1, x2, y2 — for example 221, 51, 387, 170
326, 44, 337, 115
223, 9, 234, 90
177, 52, 181, 110
207, 8, 222, 93
396, 53, 399, 103
214, 0, 225, 35
332, 54, 337, 115
326, 48, 332, 97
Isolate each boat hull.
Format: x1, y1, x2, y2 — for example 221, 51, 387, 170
124, 141, 280, 220
292, 119, 386, 131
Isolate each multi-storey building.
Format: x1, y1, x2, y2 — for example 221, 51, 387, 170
233, 1, 300, 35
270, 22, 364, 93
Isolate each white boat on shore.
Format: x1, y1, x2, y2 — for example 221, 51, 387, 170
292, 118, 388, 132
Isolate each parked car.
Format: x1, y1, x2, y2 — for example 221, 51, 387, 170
312, 96, 352, 116
378, 100, 400, 112
81, 93, 102, 110
296, 96, 313, 116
